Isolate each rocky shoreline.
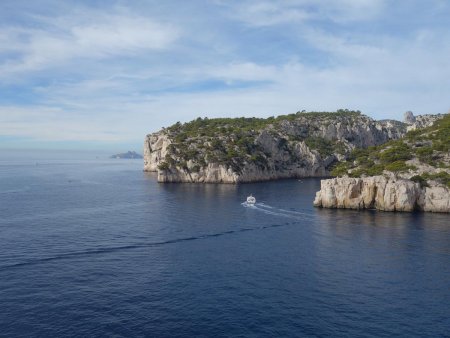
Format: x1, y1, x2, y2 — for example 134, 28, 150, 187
313, 176, 450, 213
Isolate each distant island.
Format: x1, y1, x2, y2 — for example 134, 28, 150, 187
110, 151, 143, 159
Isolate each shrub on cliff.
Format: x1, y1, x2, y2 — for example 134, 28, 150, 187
305, 137, 334, 157
422, 172, 450, 188
331, 113, 450, 186
158, 162, 170, 171
379, 142, 411, 163
410, 175, 429, 188
384, 161, 416, 173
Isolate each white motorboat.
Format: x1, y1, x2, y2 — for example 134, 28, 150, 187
246, 195, 256, 205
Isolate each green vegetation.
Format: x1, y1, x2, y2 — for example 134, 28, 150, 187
378, 142, 412, 163
410, 173, 450, 188
422, 172, 450, 188
161, 110, 361, 173
305, 137, 334, 157
331, 114, 450, 187
166, 109, 362, 137
157, 162, 170, 171
384, 161, 416, 173
157, 109, 450, 188
410, 175, 429, 188
296, 109, 362, 118
331, 161, 352, 177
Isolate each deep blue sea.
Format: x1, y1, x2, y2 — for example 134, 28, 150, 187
1, 151, 449, 337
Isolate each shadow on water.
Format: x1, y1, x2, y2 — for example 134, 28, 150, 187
312, 207, 450, 257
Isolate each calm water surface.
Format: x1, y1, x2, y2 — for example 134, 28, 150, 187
0, 153, 449, 337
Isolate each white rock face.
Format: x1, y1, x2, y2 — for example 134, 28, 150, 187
157, 163, 239, 183
143, 134, 171, 172
405, 113, 444, 131
314, 176, 449, 213
420, 186, 450, 213
143, 132, 352, 183
143, 114, 407, 183
404, 111, 416, 124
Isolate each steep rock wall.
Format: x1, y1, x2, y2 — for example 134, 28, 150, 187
313, 176, 449, 213
144, 113, 408, 183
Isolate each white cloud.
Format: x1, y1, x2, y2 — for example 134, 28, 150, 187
222, 0, 385, 27
1, 1, 449, 149
0, 12, 179, 77
5, 48, 448, 145
0, 105, 134, 142
325, 0, 385, 22
70, 15, 178, 55
5, 27, 449, 144
230, 2, 310, 27
192, 62, 278, 83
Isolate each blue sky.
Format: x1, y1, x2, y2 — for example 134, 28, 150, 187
1, 0, 449, 151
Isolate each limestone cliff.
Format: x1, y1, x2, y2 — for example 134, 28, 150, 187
313, 176, 449, 213
317, 113, 450, 213
144, 110, 407, 183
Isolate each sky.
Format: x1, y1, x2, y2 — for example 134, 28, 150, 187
0, 0, 449, 151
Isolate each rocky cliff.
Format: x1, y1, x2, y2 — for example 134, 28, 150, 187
313, 176, 449, 213
144, 110, 407, 183
316, 113, 450, 213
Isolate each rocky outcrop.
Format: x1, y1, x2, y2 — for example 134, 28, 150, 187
404, 111, 444, 131
313, 176, 450, 213
404, 111, 416, 124
143, 134, 171, 172
144, 112, 408, 183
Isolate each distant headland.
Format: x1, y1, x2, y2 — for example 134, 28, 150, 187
110, 151, 143, 159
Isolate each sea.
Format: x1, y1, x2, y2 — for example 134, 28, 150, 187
0, 150, 449, 337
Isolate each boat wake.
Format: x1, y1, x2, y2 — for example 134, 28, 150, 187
242, 202, 313, 220
2, 203, 313, 272
0, 222, 291, 271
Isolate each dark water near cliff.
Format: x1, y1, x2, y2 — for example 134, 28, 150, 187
0, 153, 449, 337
